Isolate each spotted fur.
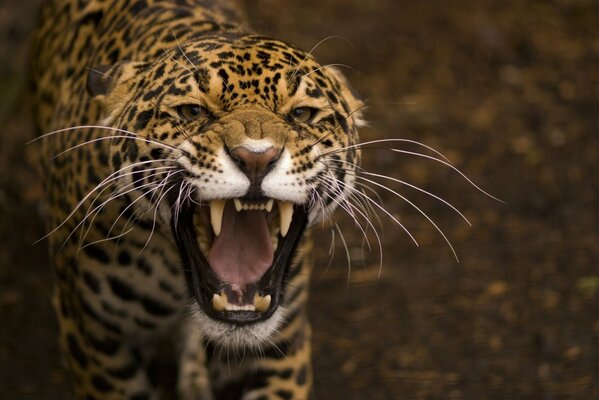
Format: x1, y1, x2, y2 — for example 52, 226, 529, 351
31, 0, 363, 398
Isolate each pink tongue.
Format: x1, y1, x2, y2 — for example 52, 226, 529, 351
207, 203, 274, 285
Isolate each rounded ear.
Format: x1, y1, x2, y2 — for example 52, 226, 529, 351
86, 65, 113, 97
325, 66, 366, 127
86, 61, 150, 98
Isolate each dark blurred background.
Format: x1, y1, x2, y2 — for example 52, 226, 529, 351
1, 0, 598, 398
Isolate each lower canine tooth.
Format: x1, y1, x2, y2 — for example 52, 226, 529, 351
253, 294, 271, 312
212, 293, 228, 311
210, 200, 226, 236
278, 201, 294, 237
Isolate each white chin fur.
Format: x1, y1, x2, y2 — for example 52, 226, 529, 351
189, 303, 287, 349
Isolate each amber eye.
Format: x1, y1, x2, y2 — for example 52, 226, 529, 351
176, 104, 207, 121
290, 107, 318, 124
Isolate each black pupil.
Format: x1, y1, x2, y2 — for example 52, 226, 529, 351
187, 105, 200, 117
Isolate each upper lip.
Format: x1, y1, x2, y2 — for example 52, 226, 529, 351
171, 195, 309, 325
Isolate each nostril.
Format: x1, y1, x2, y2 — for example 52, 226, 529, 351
229, 146, 281, 180
266, 151, 281, 169
233, 156, 246, 168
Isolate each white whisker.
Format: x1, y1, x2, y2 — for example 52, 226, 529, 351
357, 174, 459, 261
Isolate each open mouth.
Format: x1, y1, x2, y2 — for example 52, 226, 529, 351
172, 196, 309, 325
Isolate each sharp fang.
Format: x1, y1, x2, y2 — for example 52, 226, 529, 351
253, 294, 271, 312
210, 200, 226, 236
233, 198, 242, 212
265, 199, 274, 212
278, 201, 294, 237
212, 293, 228, 311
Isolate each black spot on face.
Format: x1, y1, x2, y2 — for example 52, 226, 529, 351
296, 365, 307, 385
111, 152, 122, 169
107, 362, 138, 380
67, 333, 88, 368
134, 109, 154, 131
82, 271, 101, 293
126, 141, 139, 161
108, 276, 137, 301
87, 335, 119, 355
83, 244, 110, 264
117, 250, 131, 265
275, 390, 293, 400
91, 374, 114, 393
141, 296, 174, 316
150, 148, 163, 159
136, 257, 152, 275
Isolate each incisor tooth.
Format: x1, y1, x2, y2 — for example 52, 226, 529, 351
233, 198, 242, 212
253, 294, 271, 312
278, 201, 294, 237
265, 199, 274, 212
212, 293, 228, 311
209, 200, 226, 236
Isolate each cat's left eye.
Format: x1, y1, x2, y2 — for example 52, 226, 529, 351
290, 107, 319, 124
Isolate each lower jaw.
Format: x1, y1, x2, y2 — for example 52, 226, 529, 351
191, 303, 289, 349
171, 202, 309, 326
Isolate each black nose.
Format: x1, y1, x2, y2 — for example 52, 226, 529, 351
229, 146, 281, 194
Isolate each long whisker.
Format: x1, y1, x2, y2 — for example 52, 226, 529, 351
320, 139, 502, 202
291, 35, 356, 80
76, 166, 176, 243
100, 178, 180, 251
319, 138, 452, 162
315, 174, 372, 252
301, 63, 355, 79
357, 174, 459, 261
139, 174, 182, 253
159, 31, 194, 75
171, 27, 199, 72
389, 148, 504, 203
104, 170, 179, 238
52, 134, 180, 159
328, 159, 471, 226
334, 222, 352, 286
316, 161, 418, 246
72, 169, 177, 251
29, 125, 181, 153
35, 158, 178, 243
315, 225, 336, 284
319, 175, 385, 275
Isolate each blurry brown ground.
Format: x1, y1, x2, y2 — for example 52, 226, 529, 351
1, 0, 598, 399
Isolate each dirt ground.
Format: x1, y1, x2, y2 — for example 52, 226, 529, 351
1, 0, 598, 399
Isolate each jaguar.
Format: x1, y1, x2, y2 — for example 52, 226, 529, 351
31, 0, 367, 398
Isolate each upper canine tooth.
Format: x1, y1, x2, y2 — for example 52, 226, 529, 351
278, 201, 294, 237
210, 200, 226, 236
265, 199, 274, 212
233, 198, 242, 212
